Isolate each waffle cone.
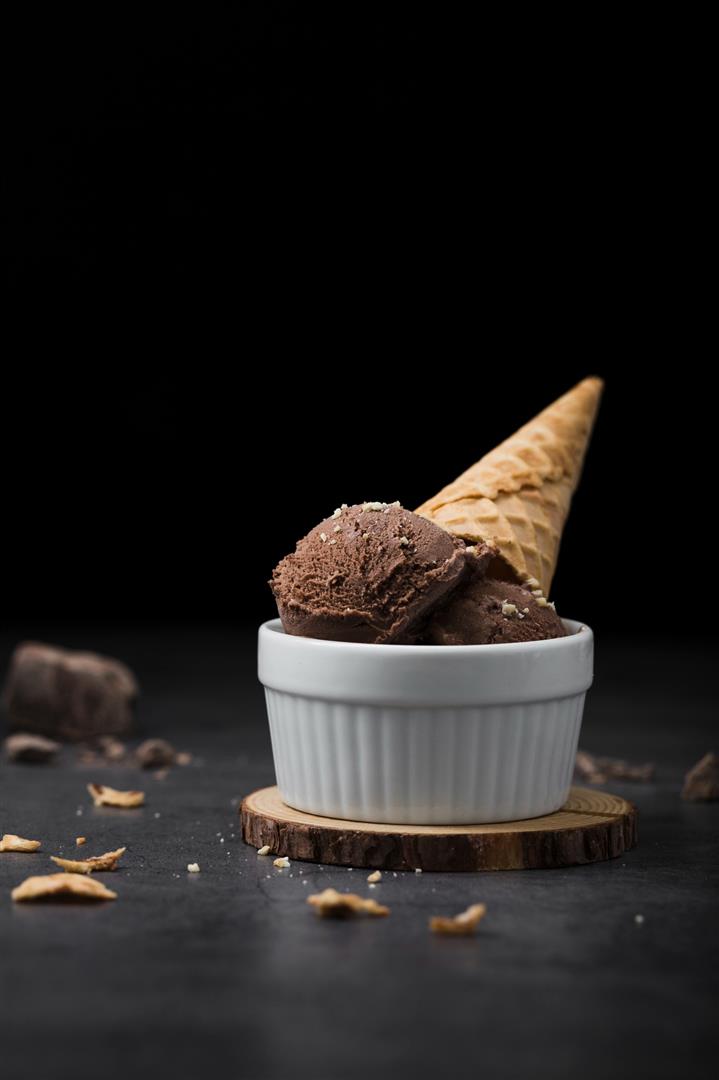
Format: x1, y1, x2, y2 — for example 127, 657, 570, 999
416, 376, 603, 595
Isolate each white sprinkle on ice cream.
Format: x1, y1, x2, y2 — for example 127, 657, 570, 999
501, 602, 517, 616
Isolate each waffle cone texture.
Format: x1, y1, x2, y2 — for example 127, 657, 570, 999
416, 377, 603, 595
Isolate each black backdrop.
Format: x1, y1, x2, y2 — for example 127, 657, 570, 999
7, 10, 709, 638
2, 365, 706, 638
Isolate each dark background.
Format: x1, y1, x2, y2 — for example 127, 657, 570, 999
3, 365, 700, 637
6, 9, 709, 639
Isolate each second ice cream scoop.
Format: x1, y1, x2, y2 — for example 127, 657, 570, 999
270, 502, 469, 644
424, 575, 566, 646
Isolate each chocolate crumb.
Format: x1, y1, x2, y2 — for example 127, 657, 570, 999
682, 752, 719, 801
4, 732, 60, 763
575, 750, 655, 785
135, 738, 177, 769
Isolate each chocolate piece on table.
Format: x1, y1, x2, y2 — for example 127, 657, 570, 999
135, 738, 177, 768
682, 752, 719, 802
95, 735, 127, 761
575, 750, 655, 784
574, 750, 607, 783
4, 732, 60, 763
3, 642, 138, 741
75, 735, 127, 765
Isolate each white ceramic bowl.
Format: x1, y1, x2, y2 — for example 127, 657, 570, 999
258, 618, 593, 825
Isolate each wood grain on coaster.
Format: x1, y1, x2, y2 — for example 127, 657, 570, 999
241, 785, 637, 872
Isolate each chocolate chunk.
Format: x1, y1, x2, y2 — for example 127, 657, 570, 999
75, 735, 127, 766
574, 750, 607, 783
4, 732, 60, 763
2, 642, 138, 741
575, 750, 655, 784
135, 738, 177, 769
682, 752, 719, 801
96, 735, 127, 761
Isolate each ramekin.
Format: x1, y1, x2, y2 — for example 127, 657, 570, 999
258, 618, 593, 825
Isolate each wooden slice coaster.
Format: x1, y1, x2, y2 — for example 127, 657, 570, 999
240, 786, 637, 872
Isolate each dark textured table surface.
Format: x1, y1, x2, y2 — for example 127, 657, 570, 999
0, 626, 716, 1080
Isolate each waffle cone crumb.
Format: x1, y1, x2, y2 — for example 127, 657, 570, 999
50, 847, 126, 874
307, 888, 389, 918
0, 834, 41, 853
430, 903, 487, 936
87, 784, 144, 808
11, 872, 117, 902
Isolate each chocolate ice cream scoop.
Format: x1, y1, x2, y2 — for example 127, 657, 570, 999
271, 502, 469, 644
424, 574, 566, 646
